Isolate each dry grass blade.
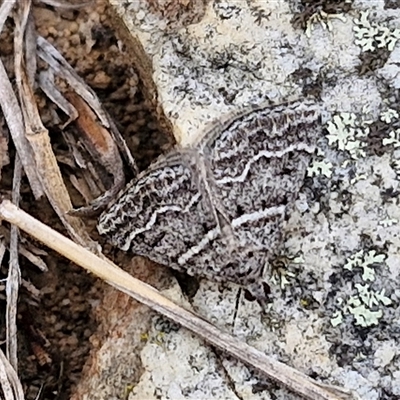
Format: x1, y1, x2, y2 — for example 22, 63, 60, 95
0, 63, 40, 197
13, 0, 96, 248
0, 352, 14, 400
0, 226, 48, 271
0, 0, 17, 33
5, 156, 22, 372
64, 91, 125, 215
0, 341, 24, 400
37, 36, 114, 129
0, 26, 43, 198
0, 124, 10, 183
0, 237, 6, 266
38, 0, 93, 9
38, 69, 79, 125
0, 199, 360, 400
36, 36, 138, 172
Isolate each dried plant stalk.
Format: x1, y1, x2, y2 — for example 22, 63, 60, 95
12, 0, 95, 248
5, 156, 22, 371
0, 348, 24, 400
37, 36, 137, 172
0, 59, 43, 199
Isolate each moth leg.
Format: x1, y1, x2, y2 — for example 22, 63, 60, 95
244, 281, 272, 311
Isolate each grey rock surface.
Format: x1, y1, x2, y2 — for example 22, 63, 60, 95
100, 1, 400, 399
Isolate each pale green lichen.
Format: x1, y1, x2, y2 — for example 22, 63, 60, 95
379, 218, 398, 228
391, 160, 400, 179
355, 284, 392, 308
292, 255, 305, 264
331, 251, 390, 327
330, 310, 343, 327
383, 129, 400, 147
307, 160, 333, 177
353, 10, 400, 52
325, 113, 368, 159
270, 268, 295, 289
326, 113, 357, 150
346, 301, 383, 327
346, 284, 392, 327
343, 249, 386, 282
380, 108, 399, 124
331, 285, 391, 327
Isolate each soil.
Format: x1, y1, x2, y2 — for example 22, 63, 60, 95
0, 1, 172, 399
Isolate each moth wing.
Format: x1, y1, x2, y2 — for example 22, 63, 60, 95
98, 154, 216, 269
204, 100, 320, 249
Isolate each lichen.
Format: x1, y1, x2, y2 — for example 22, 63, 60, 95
353, 10, 400, 74
380, 108, 399, 124
331, 285, 392, 328
346, 284, 392, 328
343, 249, 386, 282
383, 129, 400, 147
323, 106, 400, 162
330, 250, 391, 328
325, 113, 368, 159
379, 217, 398, 227
307, 160, 333, 177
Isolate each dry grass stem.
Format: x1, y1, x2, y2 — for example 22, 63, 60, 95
0, 226, 48, 272
38, 0, 93, 9
0, 200, 360, 400
0, 125, 10, 182
0, 353, 14, 400
0, 58, 43, 199
0, 0, 16, 34
5, 156, 22, 371
0, 237, 6, 266
37, 35, 138, 173
0, 348, 24, 400
64, 91, 125, 215
12, 2, 96, 248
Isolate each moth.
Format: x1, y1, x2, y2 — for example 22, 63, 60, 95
98, 100, 320, 299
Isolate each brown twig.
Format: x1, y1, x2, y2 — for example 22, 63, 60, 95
0, 200, 360, 400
